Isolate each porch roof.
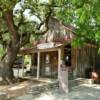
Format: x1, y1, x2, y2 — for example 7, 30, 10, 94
20, 42, 64, 54
20, 41, 96, 55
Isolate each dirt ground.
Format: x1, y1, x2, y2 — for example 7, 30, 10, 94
0, 79, 42, 100
1, 79, 100, 100
33, 84, 100, 100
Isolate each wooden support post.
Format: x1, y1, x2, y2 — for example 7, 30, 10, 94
22, 55, 24, 77
58, 49, 61, 79
37, 52, 40, 80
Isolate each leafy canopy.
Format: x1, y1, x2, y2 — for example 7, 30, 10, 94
0, 0, 100, 53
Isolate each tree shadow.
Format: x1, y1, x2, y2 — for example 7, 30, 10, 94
35, 84, 100, 100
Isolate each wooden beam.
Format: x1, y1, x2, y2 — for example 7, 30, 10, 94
58, 48, 61, 79
37, 52, 40, 80
32, 48, 59, 53
22, 55, 24, 77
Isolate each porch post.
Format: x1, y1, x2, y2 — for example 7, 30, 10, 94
37, 52, 40, 80
22, 54, 24, 77
58, 48, 61, 79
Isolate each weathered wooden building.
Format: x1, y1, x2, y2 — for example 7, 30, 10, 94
21, 17, 99, 81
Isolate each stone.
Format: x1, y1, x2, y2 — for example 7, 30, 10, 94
0, 92, 7, 100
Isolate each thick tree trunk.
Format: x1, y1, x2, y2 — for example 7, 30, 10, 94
0, 10, 20, 84
0, 62, 14, 84
0, 44, 19, 83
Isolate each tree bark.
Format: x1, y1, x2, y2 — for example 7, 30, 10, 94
0, 10, 20, 84
0, 43, 19, 83
0, 7, 52, 84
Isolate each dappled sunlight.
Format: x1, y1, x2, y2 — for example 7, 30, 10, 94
83, 84, 100, 89
8, 81, 30, 91
35, 92, 69, 100
82, 84, 93, 87
0, 86, 9, 91
93, 85, 100, 89
37, 94, 56, 100
87, 92, 95, 96
8, 85, 25, 91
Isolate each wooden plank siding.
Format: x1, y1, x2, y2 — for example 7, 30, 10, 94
71, 46, 96, 79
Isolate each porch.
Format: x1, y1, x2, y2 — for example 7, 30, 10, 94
31, 51, 58, 79
20, 42, 71, 80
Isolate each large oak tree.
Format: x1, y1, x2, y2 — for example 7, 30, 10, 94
0, 0, 53, 83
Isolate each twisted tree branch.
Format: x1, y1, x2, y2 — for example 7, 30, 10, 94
34, 7, 53, 35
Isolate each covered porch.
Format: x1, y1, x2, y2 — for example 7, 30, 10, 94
21, 42, 71, 80
30, 43, 62, 80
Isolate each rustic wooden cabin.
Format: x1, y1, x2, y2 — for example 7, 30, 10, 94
21, 17, 99, 81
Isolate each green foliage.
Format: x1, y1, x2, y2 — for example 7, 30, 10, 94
2, 33, 10, 41
0, 0, 100, 55
0, 44, 5, 58
0, 0, 18, 11
71, 37, 85, 48
55, 0, 74, 24
72, 0, 100, 45
53, 0, 100, 47
24, 55, 31, 65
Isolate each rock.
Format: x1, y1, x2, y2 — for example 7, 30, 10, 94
0, 92, 7, 100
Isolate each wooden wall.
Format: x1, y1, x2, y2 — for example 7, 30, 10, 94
71, 45, 96, 78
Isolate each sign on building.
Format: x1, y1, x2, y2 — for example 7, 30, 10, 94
37, 42, 55, 49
